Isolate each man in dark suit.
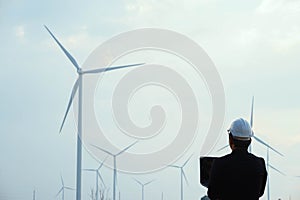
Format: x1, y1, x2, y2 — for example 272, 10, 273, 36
208, 118, 267, 200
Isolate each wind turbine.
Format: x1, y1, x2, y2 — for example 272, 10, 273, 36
83, 157, 108, 200
133, 179, 155, 200
91, 141, 138, 200
169, 154, 193, 200
217, 97, 284, 157
56, 175, 74, 200
44, 25, 144, 200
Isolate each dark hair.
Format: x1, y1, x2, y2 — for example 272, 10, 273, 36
229, 133, 251, 149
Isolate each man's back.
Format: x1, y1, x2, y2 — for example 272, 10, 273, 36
208, 149, 267, 200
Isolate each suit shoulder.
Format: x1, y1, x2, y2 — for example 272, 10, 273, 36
213, 153, 232, 166
249, 153, 266, 165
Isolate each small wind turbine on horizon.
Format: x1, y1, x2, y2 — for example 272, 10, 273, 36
83, 157, 108, 200
133, 178, 155, 200
55, 175, 74, 200
91, 141, 138, 200
169, 154, 193, 200
44, 25, 144, 200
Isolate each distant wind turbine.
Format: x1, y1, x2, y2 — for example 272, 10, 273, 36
169, 155, 193, 200
91, 141, 138, 200
134, 179, 155, 200
56, 175, 74, 200
44, 25, 144, 200
217, 97, 284, 157
161, 192, 164, 200
83, 157, 108, 200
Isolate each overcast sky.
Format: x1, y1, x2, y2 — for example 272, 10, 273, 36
1, 0, 300, 199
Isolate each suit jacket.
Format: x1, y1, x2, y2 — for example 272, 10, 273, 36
208, 149, 267, 200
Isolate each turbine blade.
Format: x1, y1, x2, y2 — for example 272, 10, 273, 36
64, 186, 75, 190
97, 172, 105, 187
55, 188, 63, 197
116, 140, 139, 156
250, 96, 254, 128
44, 25, 80, 70
133, 178, 143, 186
59, 78, 79, 133
253, 135, 284, 156
83, 169, 95, 172
167, 165, 180, 168
182, 170, 189, 186
217, 145, 229, 152
83, 63, 145, 74
183, 154, 193, 167
144, 180, 155, 186
269, 164, 286, 176
60, 175, 64, 187
98, 155, 109, 170
90, 144, 114, 156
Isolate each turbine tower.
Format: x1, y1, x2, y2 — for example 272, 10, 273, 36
33, 189, 36, 200
83, 157, 108, 200
44, 25, 144, 200
169, 155, 192, 200
56, 175, 74, 200
134, 179, 154, 200
266, 147, 285, 200
92, 141, 138, 200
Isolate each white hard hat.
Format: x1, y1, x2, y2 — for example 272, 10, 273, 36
228, 118, 253, 141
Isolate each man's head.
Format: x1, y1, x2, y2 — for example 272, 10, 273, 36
227, 118, 253, 150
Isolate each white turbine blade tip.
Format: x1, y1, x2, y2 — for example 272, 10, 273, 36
44, 25, 80, 70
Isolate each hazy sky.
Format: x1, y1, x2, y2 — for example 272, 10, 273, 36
1, 0, 300, 199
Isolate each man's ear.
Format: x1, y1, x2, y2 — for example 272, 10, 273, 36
229, 134, 234, 149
